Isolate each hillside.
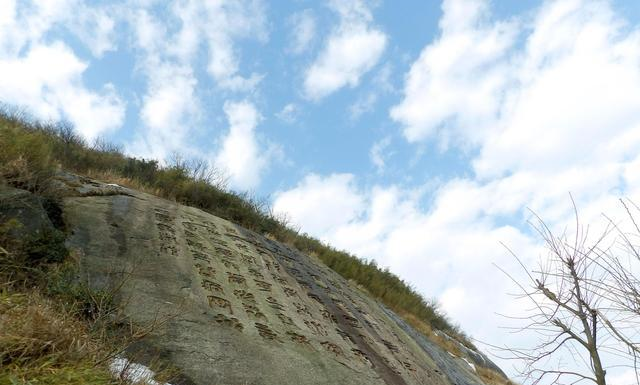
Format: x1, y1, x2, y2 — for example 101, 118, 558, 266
0, 111, 509, 384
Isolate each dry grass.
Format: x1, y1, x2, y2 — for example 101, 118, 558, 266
0, 290, 114, 384
0, 235, 179, 385
0, 274, 180, 385
432, 331, 463, 357
398, 310, 464, 355
399, 310, 514, 385
399, 310, 435, 337
476, 366, 517, 385
83, 169, 162, 198
0, 291, 94, 363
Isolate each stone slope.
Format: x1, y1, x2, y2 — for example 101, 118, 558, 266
53, 174, 501, 385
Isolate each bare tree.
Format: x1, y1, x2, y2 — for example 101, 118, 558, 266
166, 153, 228, 189
496, 198, 640, 385
92, 136, 123, 154
596, 200, 640, 364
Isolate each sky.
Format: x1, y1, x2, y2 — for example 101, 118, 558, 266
2, 0, 640, 382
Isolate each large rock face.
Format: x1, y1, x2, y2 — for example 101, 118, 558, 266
53, 174, 500, 385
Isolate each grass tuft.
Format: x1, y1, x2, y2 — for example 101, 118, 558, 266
0, 290, 115, 385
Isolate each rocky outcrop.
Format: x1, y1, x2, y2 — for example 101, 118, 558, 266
6, 173, 505, 385
0, 185, 56, 238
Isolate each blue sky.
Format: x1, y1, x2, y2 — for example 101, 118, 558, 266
3, 0, 640, 382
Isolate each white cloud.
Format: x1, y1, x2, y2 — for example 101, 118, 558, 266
288, 9, 316, 55
131, 7, 165, 54
349, 92, 377, 120
215, 101, 274, 190
200, 0, 267, 92
608, 369, 640, 385
164, 0, 268, 86
439, 286, 466, 318
389, 0, 640, 230
0, 0, 71, 54
126, 7, 199, 160
373, 62, 394, 93
303, 0, 387, 100
69, 3, 117, 57
275, 103, 299, 124
0, 1, 124, 140
474, 0, 640, 179
141, 68, 196, 132
369, 136, 391, 172
139, 0, 267, 92
129, 0, 269, 159
274, 174, 536, 293
0, 1, 116, 58
390, 0, 517, 145
349, 63, 394, 120
388, 0, 640, 231
131, 64, 199, 160
273, 174, 365, 235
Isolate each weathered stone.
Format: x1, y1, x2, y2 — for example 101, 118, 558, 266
58, 174, 502, 385
0, 184, 54, 237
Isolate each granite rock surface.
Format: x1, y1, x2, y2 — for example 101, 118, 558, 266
39, 173, 503, 385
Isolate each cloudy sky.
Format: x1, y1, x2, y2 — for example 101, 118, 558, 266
3, 0, 640, 381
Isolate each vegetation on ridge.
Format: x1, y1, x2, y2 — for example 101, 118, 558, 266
0, 106, 470, 348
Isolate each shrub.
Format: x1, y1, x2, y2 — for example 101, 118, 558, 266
20, 228, 68, 265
